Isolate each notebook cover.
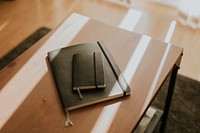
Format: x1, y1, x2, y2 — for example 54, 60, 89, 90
72, 52, 105, 90
47, 41, 131, 111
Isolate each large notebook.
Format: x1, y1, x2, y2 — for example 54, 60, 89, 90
47, 41, 131, 111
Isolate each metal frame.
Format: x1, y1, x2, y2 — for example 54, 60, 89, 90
160, 65, 180, 133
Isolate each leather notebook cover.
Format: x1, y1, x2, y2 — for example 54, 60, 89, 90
47, 41, 131, 111
72, 52, 105, 90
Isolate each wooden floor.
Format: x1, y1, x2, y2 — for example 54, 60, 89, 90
0, 0, 199, 81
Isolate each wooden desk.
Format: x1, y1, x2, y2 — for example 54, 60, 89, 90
0, 13, 183, 133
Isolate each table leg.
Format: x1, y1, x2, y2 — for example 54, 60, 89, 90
160, 65, 180, 133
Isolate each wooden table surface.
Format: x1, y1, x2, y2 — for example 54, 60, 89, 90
0, 13, 183, 133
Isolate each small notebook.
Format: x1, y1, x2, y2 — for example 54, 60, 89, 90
72, 52, 105, 90
73, 52, 106, 98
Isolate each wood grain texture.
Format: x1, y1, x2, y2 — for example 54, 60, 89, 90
0, 13, 183, 133
0, 13, 89, 130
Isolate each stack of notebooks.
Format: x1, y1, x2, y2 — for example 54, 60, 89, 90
47, 41, 131, 126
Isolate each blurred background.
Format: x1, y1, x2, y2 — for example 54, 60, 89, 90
0, 0, 199, 81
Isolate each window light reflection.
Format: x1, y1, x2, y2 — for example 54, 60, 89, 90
141, 19, 177, 114
141, 43, 172, 115
91, 35, 151, 132
119, 9, 142, 31
123, 35, 151, 84
91, 102, 121, 133
0, 13, 89, 129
